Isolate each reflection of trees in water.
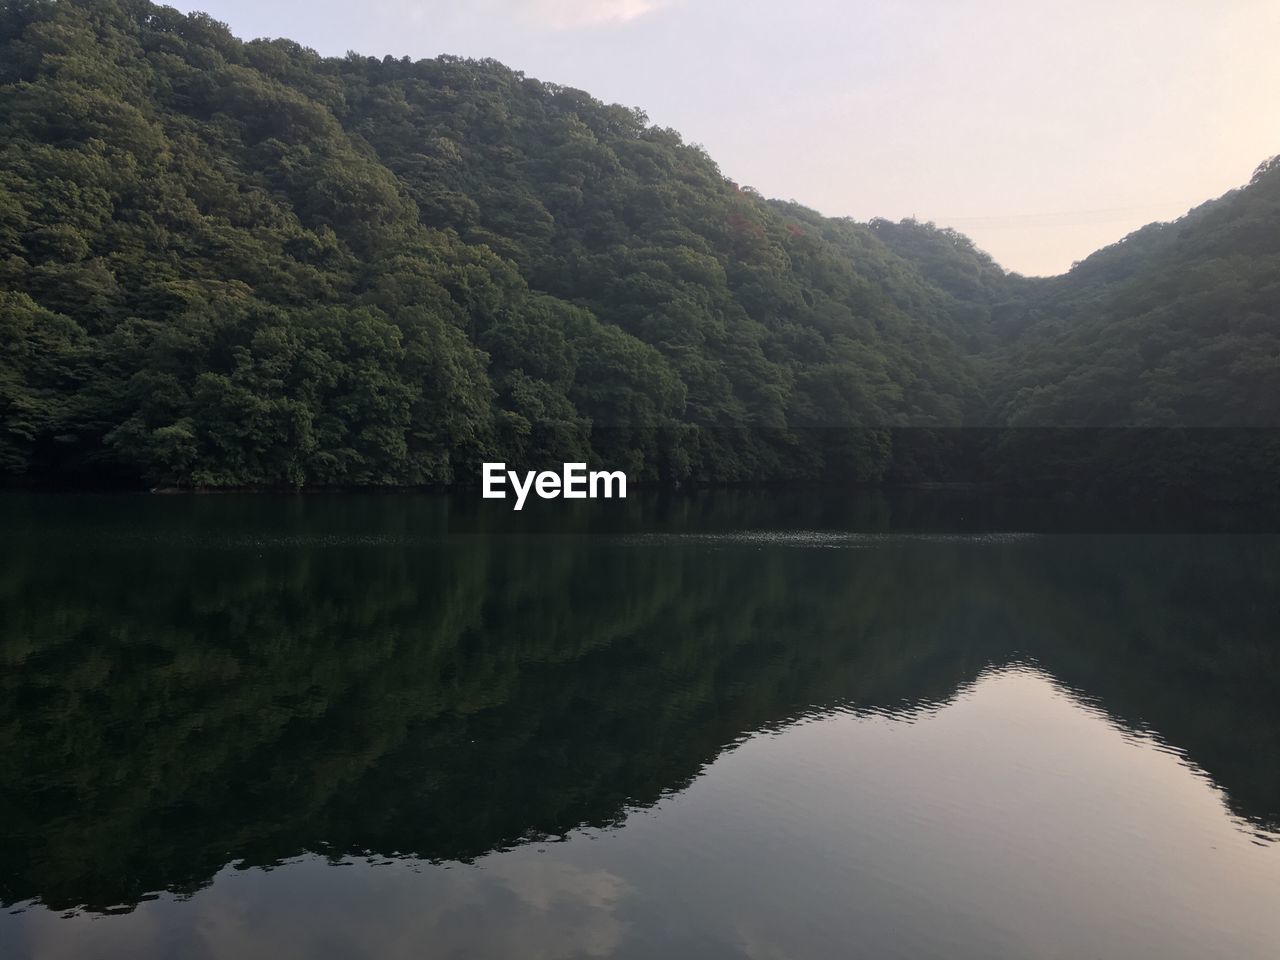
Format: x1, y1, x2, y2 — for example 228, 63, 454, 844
1, 495, 1278, 912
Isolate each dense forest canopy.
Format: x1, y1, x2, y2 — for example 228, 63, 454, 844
1, 0, 1277, 491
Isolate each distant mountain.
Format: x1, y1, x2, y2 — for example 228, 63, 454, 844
0, 0, 1276, 492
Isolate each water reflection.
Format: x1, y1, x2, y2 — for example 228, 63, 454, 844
6, 666, 1280, 960
0, 492, 1278, 939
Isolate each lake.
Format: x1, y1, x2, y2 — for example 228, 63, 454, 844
2, 490, 1279, 959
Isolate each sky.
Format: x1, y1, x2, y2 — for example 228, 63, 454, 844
167, 0, 1280, 276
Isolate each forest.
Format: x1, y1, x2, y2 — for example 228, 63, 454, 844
2, 0, 1278, 494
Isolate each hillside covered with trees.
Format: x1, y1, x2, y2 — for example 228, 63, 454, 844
1, 0, 1277, 493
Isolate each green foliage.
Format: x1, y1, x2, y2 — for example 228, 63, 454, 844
0, 291, 87, 472
1, 0, 1276, 489
991, 159, 1280, 428
0, 0, 992, 488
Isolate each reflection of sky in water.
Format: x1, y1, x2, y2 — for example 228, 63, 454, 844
9, 667, 1279, 960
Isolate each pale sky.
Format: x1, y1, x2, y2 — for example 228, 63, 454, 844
168, 0, 1280, 276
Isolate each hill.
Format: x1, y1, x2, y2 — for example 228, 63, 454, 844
1, 0, 1276, 494
993, 158, 1280, 428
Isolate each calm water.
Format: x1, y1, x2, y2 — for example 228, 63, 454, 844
2, 491, 1279, 959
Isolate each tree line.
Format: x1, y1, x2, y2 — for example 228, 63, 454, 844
1, 0, 1277, 495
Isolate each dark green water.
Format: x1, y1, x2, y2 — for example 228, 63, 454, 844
2, 491, 1279, 959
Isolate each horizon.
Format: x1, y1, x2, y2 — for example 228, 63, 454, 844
164, 0, 1280, 277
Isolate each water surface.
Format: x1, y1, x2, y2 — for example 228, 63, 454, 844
1, 491, 1278, 958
